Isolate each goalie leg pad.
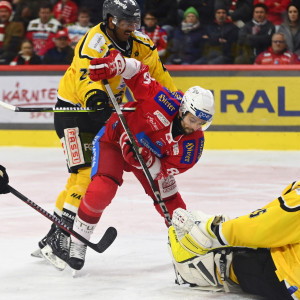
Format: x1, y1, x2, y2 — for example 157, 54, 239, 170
168, 226, 221, 289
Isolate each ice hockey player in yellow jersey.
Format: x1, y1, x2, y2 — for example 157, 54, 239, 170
169, 181, 300, 300
33, 0, 177, 269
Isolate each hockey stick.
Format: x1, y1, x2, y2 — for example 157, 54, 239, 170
0, 100, 135, 113
7, 185, 117, 253
0, 101, 96, 112
103, 79, 172, 226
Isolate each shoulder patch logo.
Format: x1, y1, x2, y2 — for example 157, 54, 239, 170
88, 33, 106, 53
154, 91, 179, 116
180, 140, 196, 164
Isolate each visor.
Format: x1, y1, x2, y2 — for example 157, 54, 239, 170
112, 16, 141, 30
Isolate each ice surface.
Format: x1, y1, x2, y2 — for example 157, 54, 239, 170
1, 147, 299, 300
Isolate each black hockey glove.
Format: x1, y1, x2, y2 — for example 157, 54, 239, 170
85, 89, 113, 122
0, 165, 9, 194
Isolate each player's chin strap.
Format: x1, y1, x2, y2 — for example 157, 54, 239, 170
103, 79, 172, 226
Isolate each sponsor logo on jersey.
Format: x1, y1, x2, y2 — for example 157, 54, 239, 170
155, 140, 163, 147
91, 127, 106, 177
66, 128, 82, 165
180, 140, 196, 164
146, 112, 160, 131
165, 133, 173, 144
84, 143, 92, 151
136, 131, 162, 158
173, 143, 179, 155
88, 33, 107, 53
154, 110, 170, 126
195, 137, 204, 163
166, 89, 183, 101
161, 176, 177, 194
154, 91, 179, 116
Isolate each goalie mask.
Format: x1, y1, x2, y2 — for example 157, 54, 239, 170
103, 0, 141, 30
180, 86, 215, 131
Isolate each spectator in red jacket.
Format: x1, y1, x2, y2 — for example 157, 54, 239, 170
140, 11, 167, 59
53, 0, 78, 25
26, 1, 61, 57
255, 32, 300, 64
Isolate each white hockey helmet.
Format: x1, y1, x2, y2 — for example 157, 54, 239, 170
180, 86, 215, 131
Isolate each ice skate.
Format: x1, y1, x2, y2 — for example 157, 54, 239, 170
41, 227, 70, 270
68, 241, 87, 271
31, 223, 57, 258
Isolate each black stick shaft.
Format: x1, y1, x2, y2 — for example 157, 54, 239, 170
0, 100, 135, 113
8, 185, 116, 253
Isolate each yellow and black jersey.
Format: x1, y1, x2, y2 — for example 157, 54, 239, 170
221, 181, 300, 298
57, 22, 176, 106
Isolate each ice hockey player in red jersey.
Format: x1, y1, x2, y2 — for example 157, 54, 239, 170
64, 50, 215, 271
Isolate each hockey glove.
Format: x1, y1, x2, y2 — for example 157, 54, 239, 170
0, 165, 9, 194
84, 89, 113, 122
172, 208, 229, 255
89, 50, 126, 81
119, 132, 156, 169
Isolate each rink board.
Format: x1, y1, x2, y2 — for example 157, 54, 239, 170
0, 65, 299, 150
0, 130, 299, 150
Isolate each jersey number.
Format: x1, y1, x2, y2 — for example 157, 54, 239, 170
249, 208, 267, 218
80, 68, 88, 81
167, 168, 180, 176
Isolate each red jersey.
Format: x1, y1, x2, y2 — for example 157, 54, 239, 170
101, 64, 205, 179
140, 25, 167, 57
255, 46, 300, 65
253, 0, 290, 25
53, 0, 78, 25
26, 17, 61, 56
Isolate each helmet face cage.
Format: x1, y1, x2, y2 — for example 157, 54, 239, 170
103, 0, 141, 30
180, 86, 215, 131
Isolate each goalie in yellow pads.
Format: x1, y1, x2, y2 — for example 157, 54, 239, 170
169, 181, 300, 299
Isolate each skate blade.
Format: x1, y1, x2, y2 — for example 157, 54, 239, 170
31, 248, 43, 258
41, 245, 67, 271
72, 269, 78, 277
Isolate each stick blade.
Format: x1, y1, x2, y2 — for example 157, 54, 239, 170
96, 227, 117, 253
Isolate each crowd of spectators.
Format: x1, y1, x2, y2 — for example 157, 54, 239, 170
1, 0, 300, 65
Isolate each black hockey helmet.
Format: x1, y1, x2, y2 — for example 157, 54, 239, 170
102, 0, 141, 30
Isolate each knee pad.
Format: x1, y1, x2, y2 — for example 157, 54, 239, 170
78, 175, 118, 223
